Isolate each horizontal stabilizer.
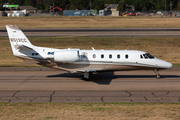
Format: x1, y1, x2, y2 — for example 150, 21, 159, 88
14, 44, 33, 50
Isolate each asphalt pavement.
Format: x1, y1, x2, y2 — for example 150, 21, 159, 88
1, 28, 180, 37
0, 67, 179, 103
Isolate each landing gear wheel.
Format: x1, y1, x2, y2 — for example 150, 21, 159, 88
82, 75, 89, 81
82, 76, 89, 81
82, 72, 92, 81
156, 74, 161, 79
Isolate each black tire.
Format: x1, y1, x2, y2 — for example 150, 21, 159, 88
82, 75, 89, 81
156, 74, 161, 79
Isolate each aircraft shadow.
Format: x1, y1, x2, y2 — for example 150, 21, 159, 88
47, 72, 180, 85
47, 72, 114, 85
47, 73, 82, 78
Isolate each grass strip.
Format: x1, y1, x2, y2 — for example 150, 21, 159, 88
1, 16, 180, 28
0, 102, 180, 120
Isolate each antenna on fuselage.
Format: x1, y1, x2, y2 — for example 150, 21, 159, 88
92, 47, 95, 50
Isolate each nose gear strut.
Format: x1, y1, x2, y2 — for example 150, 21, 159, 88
153, 69, 161, 79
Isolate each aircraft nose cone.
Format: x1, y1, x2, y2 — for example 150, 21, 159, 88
156, 59, 173, 69
160, 61, 173, 69
167, 62, 173, 69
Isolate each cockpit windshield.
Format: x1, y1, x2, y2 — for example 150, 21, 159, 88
143, 54, 149, 59
141, 53, 155, 59
145, 53, 154, 59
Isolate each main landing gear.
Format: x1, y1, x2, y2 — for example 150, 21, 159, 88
154, 69, 161, 79
82, 72, 92, 80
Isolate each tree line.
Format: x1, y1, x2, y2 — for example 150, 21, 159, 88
0, 0, 180, 11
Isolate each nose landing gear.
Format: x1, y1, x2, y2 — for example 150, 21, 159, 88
154, 69, 161, 79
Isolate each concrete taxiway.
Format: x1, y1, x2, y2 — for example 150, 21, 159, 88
0, 67, 179, 103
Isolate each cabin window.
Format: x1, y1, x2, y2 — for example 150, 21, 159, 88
101, 54, 104, 59
109, 54, 112, 59
35, 53, 39, 55
93, 54, 96, 58
125, 54, 128, 59
117, 54, 120, 59
140, 55, 143, 59
32, 53, 34, 56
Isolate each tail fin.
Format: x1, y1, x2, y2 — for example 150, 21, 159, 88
6, 25, 33, 56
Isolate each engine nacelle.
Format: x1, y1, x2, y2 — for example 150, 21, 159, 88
53, 50, 79, 62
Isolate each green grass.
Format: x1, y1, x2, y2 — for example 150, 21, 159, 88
0, 102, 180, 120
1, 16, 180, 28
173, 64, 180, 67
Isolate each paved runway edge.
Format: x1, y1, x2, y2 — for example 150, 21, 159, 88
0, 90, 180, 103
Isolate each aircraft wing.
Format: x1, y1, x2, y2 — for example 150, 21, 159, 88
71, 68, 108, 73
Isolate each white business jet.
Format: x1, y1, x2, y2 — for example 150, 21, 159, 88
6, 25, 173, 79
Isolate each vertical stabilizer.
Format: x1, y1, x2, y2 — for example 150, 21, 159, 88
6, 25, 33, 56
